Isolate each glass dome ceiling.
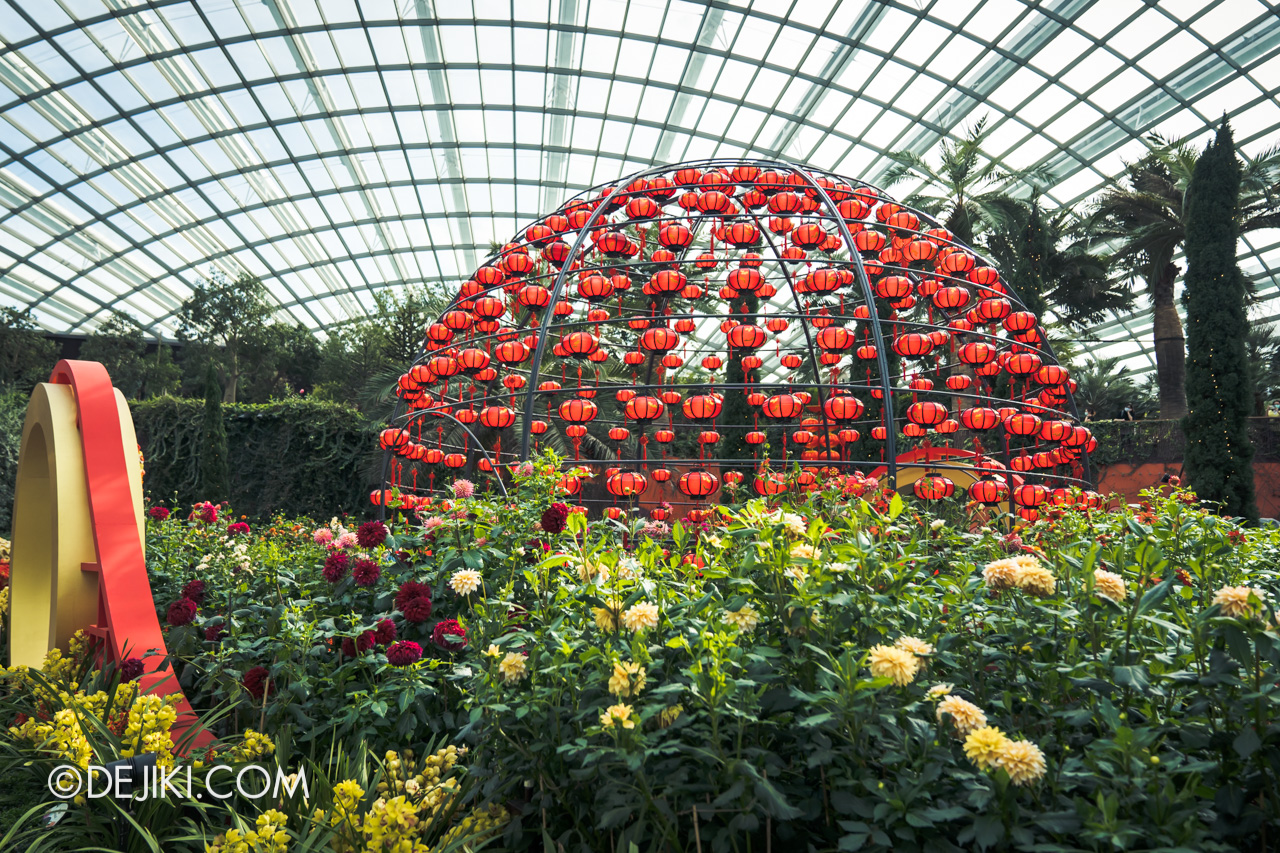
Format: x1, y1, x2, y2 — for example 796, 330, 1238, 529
1, 0, 1278, 376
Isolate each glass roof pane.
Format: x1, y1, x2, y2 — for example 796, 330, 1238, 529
0, 0, 1272, 375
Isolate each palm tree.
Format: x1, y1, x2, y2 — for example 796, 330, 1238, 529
883, 116, 1049, 245
1246, 323, 1280, 416
1085, 133, 1280, 419
982, 201, 1132, 327
1071, 356, 1144, 421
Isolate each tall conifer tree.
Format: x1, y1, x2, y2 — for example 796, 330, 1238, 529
1182, 121, 1258, 523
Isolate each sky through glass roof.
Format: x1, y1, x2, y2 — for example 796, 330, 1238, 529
0, 0, 1277, 377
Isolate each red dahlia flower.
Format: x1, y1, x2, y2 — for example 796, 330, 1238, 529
374, 618, 397, 645
341, 631, 376, 657
120, 658, 145, 682
403, 596, 434, 624
227, 522, 251, 536
148, 506, 171, 520
242, 665, 272, 699
541, 502, 569, 534
352, 558, 381, 587
323, 553, 349, 583
182, 579, 206, 606
395, 580, 432, 611
386, 640, 423, 666
356, 520, 389, 549
166, 598, 197, 627
432, 619, 468, 651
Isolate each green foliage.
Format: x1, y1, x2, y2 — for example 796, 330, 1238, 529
883, 115, 1045, 245
1085, 130, 1280, 419
981, 202, 1130, 327
0, 307, 59, 395
134, 396, 379, 518
0, 391, 24, 536
312, 287, 447, 411
177, 270, 274, 404
200, 364, 232, 504
1085, 419, 1185, 467
1070, 356, 1157, 421
1245, 323, 1280, 416
79, 311, 182, 399
1182, 122, 1259, 524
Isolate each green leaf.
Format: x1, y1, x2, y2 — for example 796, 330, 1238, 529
1114, 665, 1150, 692
1136, 576, 1175, 616
973, 814, 1004, 850
888, 491, 905, 520
1234, 726, 1261, 758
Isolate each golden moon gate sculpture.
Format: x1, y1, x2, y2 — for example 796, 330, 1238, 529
378, 159, 1099, 521
10, 360, 210, 747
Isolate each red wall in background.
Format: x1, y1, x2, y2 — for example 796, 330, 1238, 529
1096, 460, 1280, 518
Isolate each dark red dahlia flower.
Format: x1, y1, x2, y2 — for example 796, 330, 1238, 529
166, 598, 197, 627
352, 558, 381, 587
386, 640, 423, 666
120, 658, 145, 682
323, 553, 349, 583
403, 596, 434, 624
374, 618, 397, 645
242, 665, 272, 699
395, 580, 431, 612
432, 619, 468, 651
356, 520, 389, 549
181, 579, 206, 606
341, 631, 376, 657
540, 502, 569, 534
148, 506, 170, 520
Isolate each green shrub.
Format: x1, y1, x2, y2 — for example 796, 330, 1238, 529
0, 391, 26, 537
134, 396, 379, 519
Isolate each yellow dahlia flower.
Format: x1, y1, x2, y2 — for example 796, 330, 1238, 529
963, 726, 1010, 770
497, 652, 528, 684
867, 644, 919, 686
1213, 585, 1266, 619
622, 602, 659, 632
1093, 568, 1127, 602
936, 695, 987, 735
894, 636, 933, 656
723, 605, 760, 633
995, 738, 1047, 786
608, 660, 646, 698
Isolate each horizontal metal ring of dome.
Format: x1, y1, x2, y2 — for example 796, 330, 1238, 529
378, 158, 1099, 518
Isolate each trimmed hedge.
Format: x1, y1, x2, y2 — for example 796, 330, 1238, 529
0, 394, 378, 531
132, 396, 381, 519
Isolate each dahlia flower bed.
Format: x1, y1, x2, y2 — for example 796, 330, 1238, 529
3, 455, 1280, 852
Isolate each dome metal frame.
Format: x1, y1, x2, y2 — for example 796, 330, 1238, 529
377, 157, 1097, 517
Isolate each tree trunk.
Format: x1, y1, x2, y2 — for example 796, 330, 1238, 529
1151, 262, 1186, 420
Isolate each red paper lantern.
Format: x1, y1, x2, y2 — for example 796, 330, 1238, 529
624, 396, 665, 422
960, 407, 1000, 430
914, 475, 954, 500
762, 394, 803, 420
907, 401, 948, 426
679, 470, 719, 499
607, 471, 648, 497
558, 399, 598, 423
969, 478, 1008, 505
683, 394, 723, 420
